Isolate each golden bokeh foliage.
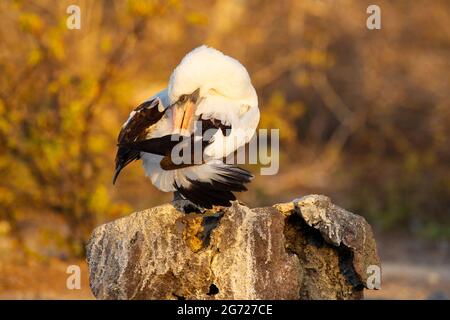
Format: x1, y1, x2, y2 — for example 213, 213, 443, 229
0, 0, 449, 257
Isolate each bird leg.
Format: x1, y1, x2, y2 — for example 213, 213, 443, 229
172, 191, 204, 214
172, 190, 184, 202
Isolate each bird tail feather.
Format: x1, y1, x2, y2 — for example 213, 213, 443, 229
174, 161, 253, 209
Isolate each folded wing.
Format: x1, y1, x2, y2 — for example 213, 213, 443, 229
113, 98, 166, 184
114, 93, 256, 209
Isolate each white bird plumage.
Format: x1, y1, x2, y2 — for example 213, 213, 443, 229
114, 45, 259, 209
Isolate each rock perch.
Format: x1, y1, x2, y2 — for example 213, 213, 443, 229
86, 194, 381, 299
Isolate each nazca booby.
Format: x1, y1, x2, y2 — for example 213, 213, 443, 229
113, 46, 260, 210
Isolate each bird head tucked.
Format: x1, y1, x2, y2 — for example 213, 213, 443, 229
168, 45, 258, 135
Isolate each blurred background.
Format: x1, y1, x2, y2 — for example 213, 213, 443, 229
0, 0, 449, 299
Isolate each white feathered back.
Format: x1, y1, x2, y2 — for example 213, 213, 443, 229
168, 45, 257, 103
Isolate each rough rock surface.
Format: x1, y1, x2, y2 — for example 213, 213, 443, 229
86, 195, 380, 300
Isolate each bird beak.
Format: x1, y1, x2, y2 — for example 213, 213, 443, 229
173, 89, 200, 134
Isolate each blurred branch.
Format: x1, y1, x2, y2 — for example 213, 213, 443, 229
1, 64, 39, 101
0, 135, 49, 186
0, 32, 47, 101
252, 49, 304, 88
310, 72, 353, 126
308, 37, 367, 165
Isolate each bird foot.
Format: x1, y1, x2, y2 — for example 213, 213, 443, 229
172, 199, 205, 214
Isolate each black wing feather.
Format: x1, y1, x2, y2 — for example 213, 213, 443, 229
113, 98, 166, 184
175, 165, 253, 208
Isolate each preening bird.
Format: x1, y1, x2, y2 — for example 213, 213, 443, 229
113, 45, 260, 210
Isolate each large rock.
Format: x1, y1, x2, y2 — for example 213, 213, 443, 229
86, 195, 380, 299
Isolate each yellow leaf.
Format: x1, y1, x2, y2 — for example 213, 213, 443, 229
88, 185, 110, 213
19, 13, 44, 35
186, 12, 208, 25
28, 48, 42, 66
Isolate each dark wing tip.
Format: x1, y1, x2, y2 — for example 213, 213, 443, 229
113, 147, 141, 185
175, 181, 235, 209
175, 165, 253, 209
114, 97, 166, 184
112, 166, 121, 185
